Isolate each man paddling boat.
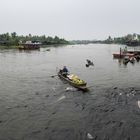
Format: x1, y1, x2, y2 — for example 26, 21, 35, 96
58, 71, 88, 92
59, 66, 69, 77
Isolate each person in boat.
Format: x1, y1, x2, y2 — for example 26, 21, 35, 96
123, 46, 127, 54
86, 59, 94, 67
60, 66, 69, 77
129, 56, 136, 63
123, 56, 129, 65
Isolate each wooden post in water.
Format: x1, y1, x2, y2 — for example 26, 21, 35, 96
120, 47, 121, 58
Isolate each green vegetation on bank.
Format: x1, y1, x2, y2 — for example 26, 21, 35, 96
0, 32, 69, 49
70, 33, 140, 46
104, 33, 140, 45
1, 32, 139, 49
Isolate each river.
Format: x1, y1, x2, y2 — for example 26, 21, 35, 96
0, 44, 140, 140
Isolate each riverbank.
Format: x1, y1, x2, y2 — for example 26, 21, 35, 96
0, 45, 18, 49
0, 44, 70, 49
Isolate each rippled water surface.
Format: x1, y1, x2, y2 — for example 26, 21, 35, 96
0, 44, 140, 140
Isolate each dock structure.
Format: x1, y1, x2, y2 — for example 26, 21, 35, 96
113, 47, 140, 59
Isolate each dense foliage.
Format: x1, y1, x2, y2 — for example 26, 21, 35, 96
104, 33, 140, 45
0, 32, 69, 47
71, 33, 140, 46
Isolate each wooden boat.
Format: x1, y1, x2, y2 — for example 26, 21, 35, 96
129, 57, 135, 63
126, 51, 140, 55
113, 53, 135, 58
123, 56, 130, 64
18, 41, 41, 50
58, 72, 88, 92
135, 55, 140, 61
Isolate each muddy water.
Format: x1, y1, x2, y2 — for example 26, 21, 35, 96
0, 44, 140, 140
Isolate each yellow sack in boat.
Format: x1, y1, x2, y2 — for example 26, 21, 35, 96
68, 74, 78, 80
68, 74, 85, 85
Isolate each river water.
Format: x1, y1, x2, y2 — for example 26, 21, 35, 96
0, 44, 140, 140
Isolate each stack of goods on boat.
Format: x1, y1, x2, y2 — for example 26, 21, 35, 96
67, 74, 86, 86
58, 71, 88, 91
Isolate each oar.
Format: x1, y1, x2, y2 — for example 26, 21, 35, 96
86, 85, 94, 89
51, 75, 58, 78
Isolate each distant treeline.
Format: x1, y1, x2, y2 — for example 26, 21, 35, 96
1, 32, 140, 48
70, 40, 103, 44
0, 32, 69, 46
104, 33, 140, 46
71, 33, 140, 46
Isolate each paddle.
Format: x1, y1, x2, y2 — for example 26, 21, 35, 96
51, 75, 58, 78
86, 85, 94, 89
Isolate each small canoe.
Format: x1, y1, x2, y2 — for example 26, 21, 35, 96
123, 56, 130, 64
129, 57, 135, 63
58, 72, 88, 92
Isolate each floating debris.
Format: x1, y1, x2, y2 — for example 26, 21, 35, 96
52, 87, 56, 92
65, 87, 77, 92
126, 94, 129, 97
119, 93, 122, 96
46, 49, 50, 51
87, 133, 94, 139
114, 87, 118, 89
138, 101, 140, 109
45, 95, 49, 97
57, 95, 66, 101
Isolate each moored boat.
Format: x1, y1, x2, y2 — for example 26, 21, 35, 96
135, 55, 140, 61
113, 53, 135, 58
129, 57, 136, 63
123, 56, 130, 64
126, 50, 140, 55
58, 72, 88, 92
18, 41, 41, 50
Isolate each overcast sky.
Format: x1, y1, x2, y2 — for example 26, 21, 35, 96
0, 0, 140, 40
